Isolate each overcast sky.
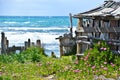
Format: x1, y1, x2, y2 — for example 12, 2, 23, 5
0, 0, 105, 16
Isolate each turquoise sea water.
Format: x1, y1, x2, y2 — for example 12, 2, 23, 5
0, 16, 77, 57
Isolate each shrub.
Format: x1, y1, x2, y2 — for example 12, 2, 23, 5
0, 47, 46, 63
84, 40, 119, 65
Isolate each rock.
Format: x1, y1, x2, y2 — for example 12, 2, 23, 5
45, 74, 56, 80
99, 75, 106, 80
94, 75, 99, 80
117, 76, 120, 80
106, 78, 115, 80
93, 75, 116, 80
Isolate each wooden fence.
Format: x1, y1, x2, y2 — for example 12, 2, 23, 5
1, 32, 41, 54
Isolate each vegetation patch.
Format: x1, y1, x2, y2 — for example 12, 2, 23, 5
0, 42, 120, 80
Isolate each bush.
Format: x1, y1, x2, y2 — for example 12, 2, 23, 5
0, 47, 46, 63
84, 40, 119, 65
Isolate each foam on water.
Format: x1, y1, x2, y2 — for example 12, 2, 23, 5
0, 16, 77, 57
24, 21, 30, 24
7, 27, 69, 31
0, 31, 60, 57
3, 21, 18, 24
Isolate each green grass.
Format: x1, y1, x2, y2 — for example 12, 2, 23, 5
0, 45, 120, 80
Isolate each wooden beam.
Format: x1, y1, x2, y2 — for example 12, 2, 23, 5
76, 53, 84, 60
1, 32, 6, 54
77, 36, 120, 43
111, 43, 120, 46
76, 40, 91, 45
76, 27, 120, 33
77, 36, 88, 39
111, 50, 120, 55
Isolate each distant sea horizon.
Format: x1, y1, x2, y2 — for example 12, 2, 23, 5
0, 16, 77, 57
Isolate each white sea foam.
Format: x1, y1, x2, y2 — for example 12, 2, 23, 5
2, 27, 69, 31
24, 21, 30, 24
0, 31, 60, 56
0, 16, 77, 57
7, 27, 69, 31
3, 21, 18, 24
0, 22, 77, 57
4, 32, 58, 44
38, 21, 47, 23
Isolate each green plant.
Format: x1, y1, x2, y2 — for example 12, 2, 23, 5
84, 40, 119, 65
0, 45, 120, 80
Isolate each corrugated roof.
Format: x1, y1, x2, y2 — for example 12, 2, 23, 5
74, 0, 120, 18
112, 7, 120, 15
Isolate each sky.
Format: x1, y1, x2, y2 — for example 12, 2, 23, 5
0, 0, 105, 16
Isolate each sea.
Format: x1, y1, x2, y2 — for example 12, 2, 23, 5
0, 16, 77, 57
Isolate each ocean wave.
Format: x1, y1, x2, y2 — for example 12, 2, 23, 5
37, 21, 48, 23
23, 21, 30, 24
3, 21, 18, 24
7, 27, 69, 30
3, 32, 59, 44
0, 16, 77, 57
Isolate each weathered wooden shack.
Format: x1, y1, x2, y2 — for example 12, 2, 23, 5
73, 0, 120, 56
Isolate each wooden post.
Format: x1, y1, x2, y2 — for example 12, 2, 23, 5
1, 32, 6, 54
69, 13, 73, 37
5, 37, 7, 50
12, 45, 15, 53
59, 36, 63, 58
77, 18, 83, 29
6, 40, 9, 49
77, 43, 81, 54
28, 39, 31, 47
25, 41, 28, 50
36, 40, 41, 48
6, 40, 9, 54
51, 51, 56, 58
31, 42, 35, 46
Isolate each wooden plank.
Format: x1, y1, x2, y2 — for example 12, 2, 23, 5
99, 27, 108, 33
76, 27, 120, 33
114, 27, 120, 32
77, 36, 120, 43
77, 36, 88, 39
76, 53, 84, 56
8, 46, 24, 50
111, 43, 120, 46
111, 50, 120, 55
76, 40, 91, 45
76, 36, 120, 45
76, 53, 84, 60
83, 27, 97, 33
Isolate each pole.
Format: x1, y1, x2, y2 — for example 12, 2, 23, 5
69, 13, 73, 37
